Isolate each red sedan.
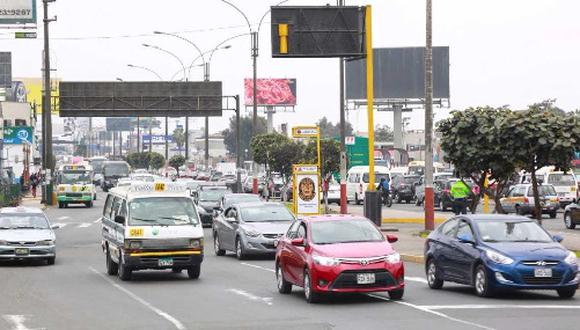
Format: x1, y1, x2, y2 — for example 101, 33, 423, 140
275, 215, 404, 303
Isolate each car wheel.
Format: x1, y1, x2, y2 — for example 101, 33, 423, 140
515, 205, 523, 215
426, 259, 444, 289
46, 256, 56, 265
118, 253, 132, 281
187, 264, 201, 279
214, 234, 226, 256
406, 199, 411, 204
276, 263, 292, 294
235, 237, 246, 260
557, 286, 577, 299
549, 211, 557, 219
86, 201, 93, 208
396, 193, 402, 204
388, 288, 404, 300
564, 213, 576, 229
105, 247, 118, 276
58, 202, 63, 209
355, 193, 361, 205
93, 194, 97, 201
415, 197, 421, 206
474, 265, 494, 297
303, 269, 321, 303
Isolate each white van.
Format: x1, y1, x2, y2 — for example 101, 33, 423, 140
346, 166, 390, 204
521, 167, 578, 208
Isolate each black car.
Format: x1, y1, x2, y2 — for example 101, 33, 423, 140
392, 175, 421, 203
564, 198, 580, 229
195, 187, 231, 227
440, 178, 474, 212
101, 161, 130, 192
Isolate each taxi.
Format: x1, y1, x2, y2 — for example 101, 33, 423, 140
100, 181, 204, 281
500, 184, 559, 218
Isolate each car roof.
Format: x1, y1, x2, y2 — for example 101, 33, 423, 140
233, 201, 283, 208
0, 207, 45, 215
456, 214, 533, 222
301, 214, 368, 222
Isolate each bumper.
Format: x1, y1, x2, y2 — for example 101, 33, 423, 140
125, 250, 204, 270
520, 204, 559, 214
241, 236, 278, 255
0, 245, 56, 259
487, 262, 579, 290
310, 261, 405, 293
57, 195, 92, 202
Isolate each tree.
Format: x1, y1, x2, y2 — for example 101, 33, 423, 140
375, 125, 394, 142
317, 117, 353, 139
222, 115, 267, 158
126, 152, 165, 170
149, 153, 166, 170
169, 155, 186, 175
437, 107, 516, 214
172, 127, 186, 152
250, 133, 303, 180
303, 139, 341, 178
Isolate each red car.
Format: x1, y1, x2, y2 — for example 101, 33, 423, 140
275, 215, 404, 303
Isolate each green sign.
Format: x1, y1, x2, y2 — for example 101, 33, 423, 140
346, 136, 369, 168
3, 126, 33, 144
15, 31, 36, 39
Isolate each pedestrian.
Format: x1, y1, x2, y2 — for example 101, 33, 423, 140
450, 179, 471, 215
30, 172, 38, 198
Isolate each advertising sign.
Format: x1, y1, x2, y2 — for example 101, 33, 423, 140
292, 126, 319, 138
0, 0, 37, 25
15, 77, 60, 114
293, 164, 320, 215
3, 126, 33, 144
244, 78, 296, 106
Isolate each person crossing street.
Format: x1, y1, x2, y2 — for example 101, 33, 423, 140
450, 179, 471, 215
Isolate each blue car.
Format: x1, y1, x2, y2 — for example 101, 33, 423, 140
425, 214, 579, 298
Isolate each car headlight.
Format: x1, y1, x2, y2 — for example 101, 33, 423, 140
564, 251, 578, 266
124, 240, 142, 249
313, 255, 340, 267
385, 252, 401, 264
190, 238, 204, 249
243, 229, 261, 238
0, 240, 8, 246
37, 239, 55, 246
484, 248, 514, 265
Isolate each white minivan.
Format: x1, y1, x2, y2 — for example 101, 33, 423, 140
521, 168, 578, 208
346, 166, 390, 204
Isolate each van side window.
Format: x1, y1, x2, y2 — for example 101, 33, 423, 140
119, 200, 127, 217
103, 195, 113, 218
111, 197, 122, 219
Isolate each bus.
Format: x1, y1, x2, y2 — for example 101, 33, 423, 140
56, 164, 96, 208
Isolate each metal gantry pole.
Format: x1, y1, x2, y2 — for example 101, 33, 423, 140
424, 0, 435, 231
165, 117, 169, 161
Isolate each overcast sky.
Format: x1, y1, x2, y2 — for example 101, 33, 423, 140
4, 0, 580, 134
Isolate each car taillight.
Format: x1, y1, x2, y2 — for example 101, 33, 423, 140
524, 197, 529, 203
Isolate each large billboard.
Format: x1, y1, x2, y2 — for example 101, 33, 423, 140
0, 0, 37, 25
15, 77, 60, 113
345, 47, 450, 100
244, 78, 297, 106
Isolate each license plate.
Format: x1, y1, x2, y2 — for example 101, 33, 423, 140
356, 273, 376, 284
158, 257, 173, 267
534, 268, 552, 278
14, 248, 29, 256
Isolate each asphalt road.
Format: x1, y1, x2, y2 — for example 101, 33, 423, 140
1, 192, 580, 330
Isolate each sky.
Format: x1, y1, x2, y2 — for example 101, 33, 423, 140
3, 0, 580, 135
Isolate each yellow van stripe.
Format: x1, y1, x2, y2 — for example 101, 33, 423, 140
129, 251, 202, 257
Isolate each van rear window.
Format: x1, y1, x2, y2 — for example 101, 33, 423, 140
362, 173, 389, 183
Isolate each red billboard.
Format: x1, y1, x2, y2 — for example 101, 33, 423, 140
244, 78, 297, 106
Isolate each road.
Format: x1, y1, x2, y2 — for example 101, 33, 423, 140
1, 192, 580, 330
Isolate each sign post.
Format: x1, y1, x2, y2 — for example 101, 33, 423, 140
293, 164, 320, 216
292, 126, 322, 213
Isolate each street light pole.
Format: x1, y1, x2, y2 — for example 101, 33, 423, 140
424, 0, 435, 231
42, 0, 56, 206
338, 0, 347, 214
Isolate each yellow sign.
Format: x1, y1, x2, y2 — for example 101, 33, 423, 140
129, 228, 144, 237
154, 182, 166, 191
292, 126, 319, 138
278, 23, 288, 54
15, 77, 60, 114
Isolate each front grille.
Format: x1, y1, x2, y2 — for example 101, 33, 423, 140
0, 250, 14, 255
30, 250, 49, 255
7, 241, 36, 247
337, 256, 386, 265
260, 243, 276, 249
66, 193, 83, 198
330, 270, 397, 289
263, 234, 283, 240
522, 275, 562, 285
141, 239, 190, 249
521, 260, 560, 266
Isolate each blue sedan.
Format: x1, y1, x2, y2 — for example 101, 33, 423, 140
424, 215, 579, 298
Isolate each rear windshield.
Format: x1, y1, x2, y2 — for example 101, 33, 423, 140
240, 205, 294, 222
363, 173, 389, 183
104, 163, 130, 177
527, 185, 557, 197
547, 174, 576, 186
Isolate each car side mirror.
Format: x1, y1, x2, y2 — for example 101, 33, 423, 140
226, 217, 237, 223
457, 233, 474, 244
553, 234, 564, 243
114, 215, 126, 224
50, 224, 60, 230
386, 234, 398, 243
291, 237, 305, 246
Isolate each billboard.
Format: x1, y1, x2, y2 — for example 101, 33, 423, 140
244, 78, 297, 106
15, 77, 60, 113
0, 0, 37, 25
345, 47, 450, 100
142, 134, 173, 145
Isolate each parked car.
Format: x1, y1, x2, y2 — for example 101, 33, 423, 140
275, 215, 404, 303
500, 184, 559, 218
392, 174, 420, 204
425, 215, 578, 298
346, 166, 390, 205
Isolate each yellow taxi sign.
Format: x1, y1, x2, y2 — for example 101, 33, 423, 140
129, 182, 187, 193
154, 182, 166, 191
292, 126, 319, 138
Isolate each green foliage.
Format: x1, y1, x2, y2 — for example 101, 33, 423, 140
169, 155, 186, 174
172, 127, 186, 150
126, 152, 166, 170
222, 115, 267, 158
148, 153, 166, 169
317, 117, 353, 139
303, 139, 341, 177
250, 133, 303, 180
375, 124, 394, 142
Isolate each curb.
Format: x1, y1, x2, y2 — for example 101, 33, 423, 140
382, 218, 447, 225
401, 254, 425, 264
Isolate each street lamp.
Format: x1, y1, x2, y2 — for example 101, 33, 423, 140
116, 77, 123, 82
127, 64, 163, 80
153, 31, 205, 81
142, 43, 186, 81
169, 45, 232, 82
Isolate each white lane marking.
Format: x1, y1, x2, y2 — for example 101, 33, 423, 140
368, 294, 495, 330
88, 267, 186, 330
93, 218, 101, 224
51, 223, 68, 229
226, 288, 273, 306
57, 216, 70, 221
406, 276, 428, 284
2, 315, 43, 330
424, 304, 580, 310
77, 223, 92, 228
240, 262, 275, 273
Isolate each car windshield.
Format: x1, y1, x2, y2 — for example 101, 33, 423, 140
363, 173, 389, 183
89, 160, 105, 172
310, 219, 385, 244
225, 195, 261, 208
129, 197, 199, 226
527, 185, 557, 197
476, 220, 553, 243
0, 214, 50, 229
404, 176, 420, 184
240, 205, 294, 222
199, 189, 228, 201
60, 171, 92, 184
104, 163, 130, 177
547, 174, 576, 186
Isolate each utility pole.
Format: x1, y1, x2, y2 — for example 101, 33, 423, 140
42, 0, 56, 205
204, 63, 210, 168
251, 31, 259, 194
338, 0, 347, 214
165, 117, 168, 161
235, 95, 242, 193
424, 0, 435, 231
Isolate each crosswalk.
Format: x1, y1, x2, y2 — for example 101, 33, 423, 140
52, 218, 101, 230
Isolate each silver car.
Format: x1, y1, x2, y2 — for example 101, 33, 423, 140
0, 207, 58, 265
212, 202, 294, 259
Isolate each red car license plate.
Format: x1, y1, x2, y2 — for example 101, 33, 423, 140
357, 273, 376, 284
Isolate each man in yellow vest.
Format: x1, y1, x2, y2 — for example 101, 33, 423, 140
450, 179, 471, 215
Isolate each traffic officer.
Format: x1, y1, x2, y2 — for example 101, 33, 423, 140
450, 179, 471, 215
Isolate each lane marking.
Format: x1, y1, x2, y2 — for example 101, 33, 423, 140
2, 315, 42, 330
226, 288, 273, 306
57, 216, 70, 221
423, 304, 580, 310
77, 223, 92, 228
93, 218, 101, 224
368, 294, 495, 330
241, 262, 275, 273
88, 267, 186, 330
406, 276, 428, 284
